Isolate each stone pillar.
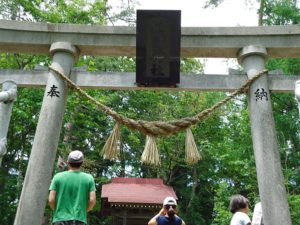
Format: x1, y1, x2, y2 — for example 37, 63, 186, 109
14, 42, 78, 225
0, 80, 17, 166
238, 45, 291, 225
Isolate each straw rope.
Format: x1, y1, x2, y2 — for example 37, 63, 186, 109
101, 122, 121, 160
185, 128, 201, 164
49, 65, 268, 137
141, 135, 160, 165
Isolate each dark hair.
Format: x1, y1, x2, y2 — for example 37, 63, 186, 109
68, 162, 83, 168
229, 194, 249, 213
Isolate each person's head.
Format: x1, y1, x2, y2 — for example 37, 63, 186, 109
229, 194, 249, 214
67, 150, 84, 169
163, 197, 178, 219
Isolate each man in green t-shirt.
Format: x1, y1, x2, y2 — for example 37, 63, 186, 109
48, 150, 96, 225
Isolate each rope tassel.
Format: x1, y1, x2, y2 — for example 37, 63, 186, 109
141, 135, 160, 165
185, 128, 201, 164
101, 123, 121, 160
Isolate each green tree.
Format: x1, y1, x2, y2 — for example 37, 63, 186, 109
205, 1, 300, 225
2, 1, 299, 225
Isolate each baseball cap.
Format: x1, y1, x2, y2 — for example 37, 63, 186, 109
67, 150, 84, 163
163, 197, 177, 206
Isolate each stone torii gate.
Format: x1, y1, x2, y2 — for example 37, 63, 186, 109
0, 19, 300, 225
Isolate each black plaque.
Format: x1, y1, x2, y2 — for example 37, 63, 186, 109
136, 10, 181, 86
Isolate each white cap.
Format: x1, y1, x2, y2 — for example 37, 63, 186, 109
163, 197, 177, 206
67, 150, 84, 163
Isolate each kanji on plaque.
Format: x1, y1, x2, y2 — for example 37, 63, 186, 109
254, 88, 268, 101
47, 85, 60, 98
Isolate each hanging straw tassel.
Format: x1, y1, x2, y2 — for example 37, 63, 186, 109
141, 135, 160, 166
185, 128, 201, 164
101, 122, 121, 160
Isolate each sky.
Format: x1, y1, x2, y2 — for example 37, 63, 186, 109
135, 0, 259, 27
108, 0, 260, 73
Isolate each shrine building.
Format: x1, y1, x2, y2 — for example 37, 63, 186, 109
101, 177, 177, 225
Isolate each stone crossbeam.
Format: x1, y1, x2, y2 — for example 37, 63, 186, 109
0, 69, 298, 93
1, 19, 300, 58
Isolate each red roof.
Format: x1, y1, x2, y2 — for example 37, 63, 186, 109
101, 178, 177, 205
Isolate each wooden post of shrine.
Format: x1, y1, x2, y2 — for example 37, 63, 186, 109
123, 211, 127, 225
0, 80, 17, 166
238, 45, 292, 225
14, 42, 78, 225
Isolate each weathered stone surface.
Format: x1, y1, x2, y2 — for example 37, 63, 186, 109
1, 20, 300, 57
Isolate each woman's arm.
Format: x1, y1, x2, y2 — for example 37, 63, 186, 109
148, 208, 166, 225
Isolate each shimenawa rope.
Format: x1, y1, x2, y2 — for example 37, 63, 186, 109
49, 65, 267, 165
48, 65, 268, 137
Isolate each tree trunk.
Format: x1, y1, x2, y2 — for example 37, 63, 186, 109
186, 167, 198, 210
258, 0, 266, 26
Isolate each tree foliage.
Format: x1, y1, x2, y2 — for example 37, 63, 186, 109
0, 1, 299, 225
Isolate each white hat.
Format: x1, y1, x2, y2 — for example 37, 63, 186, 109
163, 197, 177, 206
67, 150, 84, 163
